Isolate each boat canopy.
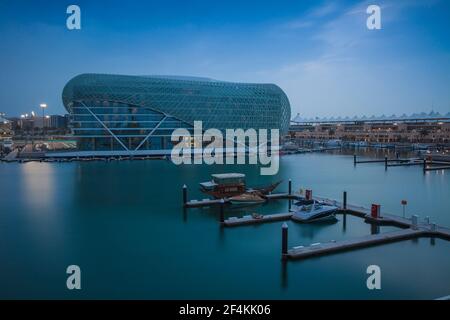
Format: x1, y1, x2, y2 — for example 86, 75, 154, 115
199, 181, 218, 190
211, 173, 245, 185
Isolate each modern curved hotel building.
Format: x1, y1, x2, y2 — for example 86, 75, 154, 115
61, 73, 291, 156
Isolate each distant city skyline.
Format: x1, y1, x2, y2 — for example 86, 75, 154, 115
0, 0, 449, 118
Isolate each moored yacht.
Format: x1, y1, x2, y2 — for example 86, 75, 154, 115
291, 200, 339, 223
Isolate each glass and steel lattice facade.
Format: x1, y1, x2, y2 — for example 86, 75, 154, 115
62, 73, 291, 155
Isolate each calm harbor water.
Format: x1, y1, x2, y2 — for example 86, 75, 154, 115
1, 149, 449, 299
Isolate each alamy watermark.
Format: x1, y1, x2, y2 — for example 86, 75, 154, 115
66, 5, 81, 30
170, 121, 280, 176
366, 5, 381, 30
366, 265, 381, 290
66, 265, 81, 290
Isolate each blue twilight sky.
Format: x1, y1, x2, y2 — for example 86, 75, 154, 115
0, 0, 449, 118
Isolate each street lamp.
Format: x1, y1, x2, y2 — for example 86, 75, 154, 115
40, 103, 47, 122
40, 103, 47, 137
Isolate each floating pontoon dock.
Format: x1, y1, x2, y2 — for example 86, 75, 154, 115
353, 154, 450, 171
282, 193, 450, 260
286, 221, 450, 260
224, 213, 293, 227
181, 181, 450, 261
287, 229, 427, 260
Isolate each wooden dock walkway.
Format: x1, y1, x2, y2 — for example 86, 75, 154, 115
282, 195, 450, 260
387, 161, 423, 167
265, 193, 298, 200
353, 155, 450, 171
287, 224, 450, 260
181, 183, 450, 261
223, 213, 293, 227
425, 165, 450, 171
287, 228, 427, 260
185, 198, 229, 208
184, 192, 297, 208
354, 158, 411, 164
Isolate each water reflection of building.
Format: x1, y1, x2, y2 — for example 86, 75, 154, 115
61, 73, 291, 156
290, 112, 450, 144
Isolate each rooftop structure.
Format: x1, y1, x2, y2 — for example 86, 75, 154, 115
292, 112, 450, 125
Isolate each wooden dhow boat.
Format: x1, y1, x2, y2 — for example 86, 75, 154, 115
199, 173, 281, 199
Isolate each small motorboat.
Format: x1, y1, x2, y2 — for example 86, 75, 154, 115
291, 201, 338, 223
229, 192, 266, 206
291, 198, 315, 209
251, 213, 264, 219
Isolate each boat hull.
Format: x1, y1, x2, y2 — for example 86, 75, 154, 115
291, 203, 339, 223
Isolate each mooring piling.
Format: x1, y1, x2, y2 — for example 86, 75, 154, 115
343, 212, 347, 231
182, 184, 188, 206
412, 215, 419, 230
385, 156, 388, 169
282, 223, 288, 259
343, 191, 347, 210
353, 154, 357, 165
219, 199, 225, 224
288, 179, 292, 195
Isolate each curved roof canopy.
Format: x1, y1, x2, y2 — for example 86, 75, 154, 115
63, 73, 291, 133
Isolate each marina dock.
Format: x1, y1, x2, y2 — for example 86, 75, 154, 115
286, 221, 450, 260
353, 155, 450, 171
184, 193, 298, 208
286, 229, 427, 260
224, 213, 293, 227
185, 198, 228, 208
281, 194, 450, 260
354, 158, 412, 164
181, 182, 450, 262
264, 193, 297, 200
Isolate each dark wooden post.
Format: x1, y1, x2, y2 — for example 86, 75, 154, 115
182, 184, 187, 206
288, 179, 292, 195
353, 154, 357, 165
282, 223, 288, 258
423, 159, 427, 173
343, 191, 347, 210
343, 211, 347, 231
219, 199, 225, 223
384, 156, 388, 169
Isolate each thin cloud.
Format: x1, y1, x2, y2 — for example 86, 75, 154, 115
282, 2, 339, 30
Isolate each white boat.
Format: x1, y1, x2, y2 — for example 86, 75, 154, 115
357, 141, 368, 147
1, 138, 13, 151
326, 139, 342, 147
413, 143, 431, 150
372, 143, 394, 148
419, 150, 450, 162
291, 201, 338, 223
349, 141, 368, 147
282, 141, 299, 151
